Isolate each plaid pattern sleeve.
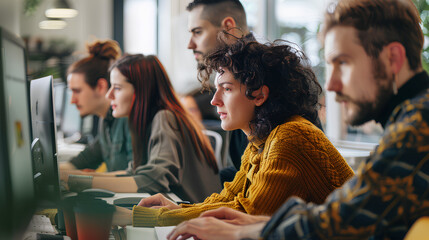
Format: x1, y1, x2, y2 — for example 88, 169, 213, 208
261, 90, 429, 240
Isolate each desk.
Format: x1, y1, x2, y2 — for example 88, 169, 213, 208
56, 137, 85, 162
101, 192, 181, 205
336, 147, 371, 171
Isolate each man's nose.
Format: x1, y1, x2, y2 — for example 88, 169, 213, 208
325, 69, 343, 93
188, 37, 196, 50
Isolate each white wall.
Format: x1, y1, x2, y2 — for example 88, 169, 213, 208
0, 0, 21, 35
158, 0, 201, 94
19, 0, 113, 53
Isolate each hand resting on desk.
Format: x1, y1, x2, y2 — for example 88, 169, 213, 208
199, 207, 270, 225
138, 193, 182, 210
112, 194, 182, 227
167, 208, 270, 240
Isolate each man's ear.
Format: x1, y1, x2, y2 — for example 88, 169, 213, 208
96, 78, 109, 94
221, 17, 237, 31
386, 42, 406, 74
253, 85, 269, 107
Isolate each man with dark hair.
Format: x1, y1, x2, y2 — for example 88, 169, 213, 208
187, 0, 249, 68
186, 0, 252, 183
167, 0, 429, 239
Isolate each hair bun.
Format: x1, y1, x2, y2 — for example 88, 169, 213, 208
87, 40, 122, 60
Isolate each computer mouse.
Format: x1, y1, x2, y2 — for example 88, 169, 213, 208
113, 197, 144, 209
80, 188, 115, 198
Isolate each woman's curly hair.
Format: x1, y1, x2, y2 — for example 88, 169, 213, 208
198, 39, 322, 140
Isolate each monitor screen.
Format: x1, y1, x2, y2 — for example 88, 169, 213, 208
30, 75, 61, 206
0, 27, 36, 239
53, 81, 66, 129
60, 88, 81, 138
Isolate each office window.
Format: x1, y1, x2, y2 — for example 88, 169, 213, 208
272, 0, 382, 144
123, 0, 157, 54
241, 0, 258, 31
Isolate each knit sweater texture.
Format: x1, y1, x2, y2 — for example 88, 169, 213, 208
132, 115, 354, 227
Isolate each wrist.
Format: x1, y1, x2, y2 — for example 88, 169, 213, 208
68, 174, 93, 192
237, 222, 265, 240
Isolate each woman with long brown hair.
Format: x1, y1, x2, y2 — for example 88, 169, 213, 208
62, 54, 221, 203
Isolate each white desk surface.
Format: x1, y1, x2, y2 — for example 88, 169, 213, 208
101, 192, 181, 205
127, 226, 190, 240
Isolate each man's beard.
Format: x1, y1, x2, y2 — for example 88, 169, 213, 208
197, 62, 205, 69
337, 58, 394, 126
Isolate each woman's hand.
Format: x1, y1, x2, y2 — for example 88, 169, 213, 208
112, 206, 133, 226
199, 207, 271, 225
137, 193, 182, 209
167, 217, 266, 240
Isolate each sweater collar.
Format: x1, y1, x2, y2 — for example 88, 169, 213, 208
248, 136, 266, 153
375, 71, 429, 128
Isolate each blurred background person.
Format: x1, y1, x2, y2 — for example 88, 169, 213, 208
59, 39, 133, 173
185, 0, 253, 185
61, 54, 221, 203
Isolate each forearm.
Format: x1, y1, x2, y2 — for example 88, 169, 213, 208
238, 222, 266, 240
59, 162, 77, 171
63, 170, 127, 177
133, 200, 242, 227
92, 176, 138, 192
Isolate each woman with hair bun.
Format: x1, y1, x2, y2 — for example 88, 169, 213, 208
61, 54, 221, 203
59, 39, 133, 173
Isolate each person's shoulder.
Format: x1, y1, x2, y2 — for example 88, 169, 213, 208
275, 115, 322, 136
153, 109, 175, 120
391, 89, 429, 125
152, 110, 180, 128
401, 89, 429, 111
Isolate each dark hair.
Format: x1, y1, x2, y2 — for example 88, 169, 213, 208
67, 39, 121, 88
199, 39, 322, 140
186, 0, 247, 30
320, 0, 423, 71
110, 54, 218, 172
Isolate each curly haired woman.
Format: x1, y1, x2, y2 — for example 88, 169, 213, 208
113, 39, 354, 227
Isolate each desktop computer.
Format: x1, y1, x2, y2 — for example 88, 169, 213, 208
30, 75, 62, 206
0, 27, 37, 239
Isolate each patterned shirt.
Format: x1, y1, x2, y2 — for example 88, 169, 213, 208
261, 71, 429, 240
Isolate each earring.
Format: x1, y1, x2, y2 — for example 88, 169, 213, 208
393, 74, 398, 95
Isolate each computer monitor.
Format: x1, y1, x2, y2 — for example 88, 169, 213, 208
0, 27, 36, 239
30, 75, 61, 206
53, 81, 66, 129
60, 87, 81, 138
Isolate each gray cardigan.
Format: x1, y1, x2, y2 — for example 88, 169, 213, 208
125, 110, 221, 203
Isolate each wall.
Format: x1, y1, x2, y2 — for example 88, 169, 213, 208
158, 0, 201, 94
19, 0, 113, 53
0, 0, 21, 35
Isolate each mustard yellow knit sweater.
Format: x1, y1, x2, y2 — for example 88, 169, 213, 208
132, 116, 354, 227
